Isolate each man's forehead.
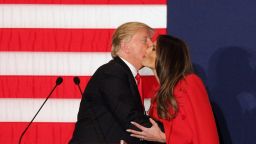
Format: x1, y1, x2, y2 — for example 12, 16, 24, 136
134, 30, 152, 37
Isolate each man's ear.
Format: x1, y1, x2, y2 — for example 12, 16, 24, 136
120, 40, 130, 54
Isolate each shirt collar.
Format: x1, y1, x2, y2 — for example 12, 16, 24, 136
120, 57, 137, 77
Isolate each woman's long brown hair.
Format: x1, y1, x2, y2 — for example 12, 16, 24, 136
155, 35, 193, 120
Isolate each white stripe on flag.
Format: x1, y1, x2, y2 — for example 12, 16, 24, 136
0, 98, 80, 122
0, 52, 154, 76
0, 98, 151, 122
0, 4, 166, 28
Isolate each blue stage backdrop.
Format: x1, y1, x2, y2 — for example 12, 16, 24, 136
167, 0, 256, 144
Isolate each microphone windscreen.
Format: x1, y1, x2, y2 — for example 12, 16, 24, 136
56, 77, 63, 85
73, 76, 80, 85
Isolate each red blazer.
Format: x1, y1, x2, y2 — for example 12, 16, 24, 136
149, 74, 219, 144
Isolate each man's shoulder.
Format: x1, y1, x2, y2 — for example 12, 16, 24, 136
100, 59, 123, 71
95, 59, 127, 77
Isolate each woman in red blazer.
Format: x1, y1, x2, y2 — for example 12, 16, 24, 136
127, 35, 219, 144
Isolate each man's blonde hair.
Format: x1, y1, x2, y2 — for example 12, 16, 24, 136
111, 22, 154, 57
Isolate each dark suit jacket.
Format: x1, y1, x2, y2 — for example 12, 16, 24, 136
70, 57, 153, 144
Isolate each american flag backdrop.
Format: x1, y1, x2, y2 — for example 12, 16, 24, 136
0, 0, 167, 143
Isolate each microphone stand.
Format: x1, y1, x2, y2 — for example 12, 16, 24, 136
18, 77, 63, 144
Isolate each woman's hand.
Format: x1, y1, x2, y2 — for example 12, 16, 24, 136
126, 118, 166, 143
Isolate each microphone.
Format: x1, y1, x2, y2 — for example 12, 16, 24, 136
56, 77, 63, 85
73, 76, 83, 95
73, 76, 107, 144
18, 77, 63, 144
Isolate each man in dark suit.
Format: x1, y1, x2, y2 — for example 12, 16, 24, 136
70, 22, 156, 144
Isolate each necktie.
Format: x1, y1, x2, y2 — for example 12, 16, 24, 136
135, 73, 143, 105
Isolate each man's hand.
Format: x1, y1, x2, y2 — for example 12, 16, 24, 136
126, 118, 166, 143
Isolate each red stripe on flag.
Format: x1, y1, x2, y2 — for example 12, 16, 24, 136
0, 122, 74, 144
0, 0, 166, 4
0, 76, 87, 98
0, 28, 166, 52
0, 75, 158, 98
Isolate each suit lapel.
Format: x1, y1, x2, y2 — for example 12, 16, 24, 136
113, 57, 144, 111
